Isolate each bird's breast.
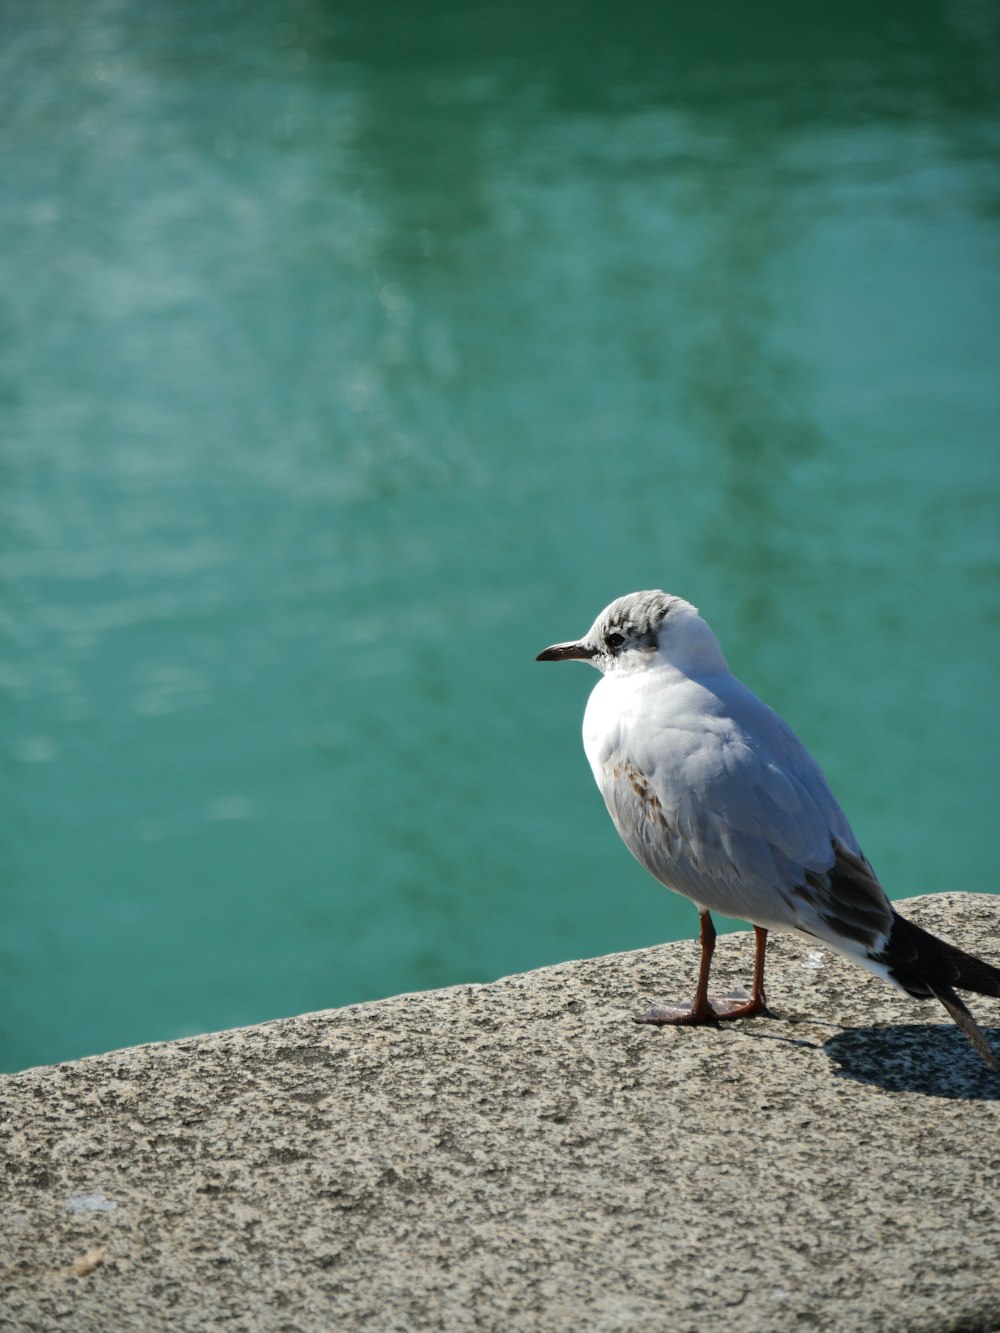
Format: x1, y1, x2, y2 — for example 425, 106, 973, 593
582, 669, 697, 781
582, 678, 622, 785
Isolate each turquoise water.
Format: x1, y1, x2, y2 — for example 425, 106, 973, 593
2, 3, 999, 1072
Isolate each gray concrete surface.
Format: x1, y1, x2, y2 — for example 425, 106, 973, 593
2, 892, 1000, 1332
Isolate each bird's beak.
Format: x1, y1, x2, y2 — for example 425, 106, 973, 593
535, 640, 595, 663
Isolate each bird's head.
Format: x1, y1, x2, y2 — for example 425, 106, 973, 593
535, 590, 727, 677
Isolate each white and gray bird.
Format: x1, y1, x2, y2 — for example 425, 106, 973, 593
537, 589, 1000, 1069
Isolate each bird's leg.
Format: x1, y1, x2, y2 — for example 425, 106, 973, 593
707, 925, 770, 1019
634, 919, 770, 1026
751, 925, 768, 1005
635, 911, 719, 1026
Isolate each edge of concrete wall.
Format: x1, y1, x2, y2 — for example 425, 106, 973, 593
3, 892, 1000, 1333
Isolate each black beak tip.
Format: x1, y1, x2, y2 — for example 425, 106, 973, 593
536, 641, 593, 663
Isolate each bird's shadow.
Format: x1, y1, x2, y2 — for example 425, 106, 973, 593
823, 1024, 1000, 1100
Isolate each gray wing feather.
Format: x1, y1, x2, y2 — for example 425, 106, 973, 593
598, 681, 892, 952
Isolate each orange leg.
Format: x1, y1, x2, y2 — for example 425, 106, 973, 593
635, 915, 770, 1026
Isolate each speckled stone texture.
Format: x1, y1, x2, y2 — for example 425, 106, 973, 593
2, 893, 1000, 1333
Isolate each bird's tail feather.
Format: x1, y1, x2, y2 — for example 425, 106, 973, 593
879, 911, 1000, 999
926, 982, 999, 1073
877, 911, 1000, 1070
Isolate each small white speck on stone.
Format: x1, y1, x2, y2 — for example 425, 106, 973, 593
66, 1193, 118, 1213
802, 951, 826, 970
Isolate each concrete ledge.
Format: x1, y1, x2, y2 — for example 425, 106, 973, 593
2, 893, 1000, 1332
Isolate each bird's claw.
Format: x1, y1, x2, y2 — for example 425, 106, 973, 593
634, 990, 770, 1026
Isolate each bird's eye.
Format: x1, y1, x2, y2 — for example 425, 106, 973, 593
605, 631, 626, 651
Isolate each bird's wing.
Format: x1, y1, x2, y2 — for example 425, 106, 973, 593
599, 679, 892, 954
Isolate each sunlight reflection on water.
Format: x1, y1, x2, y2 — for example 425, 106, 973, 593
2, 0, 999, 1069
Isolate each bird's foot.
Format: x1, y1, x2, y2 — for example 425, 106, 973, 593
634, 990, 770, 1026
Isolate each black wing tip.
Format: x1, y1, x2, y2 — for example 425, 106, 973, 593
926, 982, 1000, 1073
879, 911, 1000, 1000
875, 911, 1000, 1071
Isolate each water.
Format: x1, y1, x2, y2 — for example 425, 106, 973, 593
2, 1, 999, 1072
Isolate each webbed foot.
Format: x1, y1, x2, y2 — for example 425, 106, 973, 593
634, 990, 770, 1026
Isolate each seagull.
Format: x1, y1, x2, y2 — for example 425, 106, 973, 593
537, 589, 1000, 1069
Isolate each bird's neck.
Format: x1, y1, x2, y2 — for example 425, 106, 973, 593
652, 614, 729, 677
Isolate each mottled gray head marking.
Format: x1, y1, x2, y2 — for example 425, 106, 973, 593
536, 588, 692, 672
593, 590, 674, 658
